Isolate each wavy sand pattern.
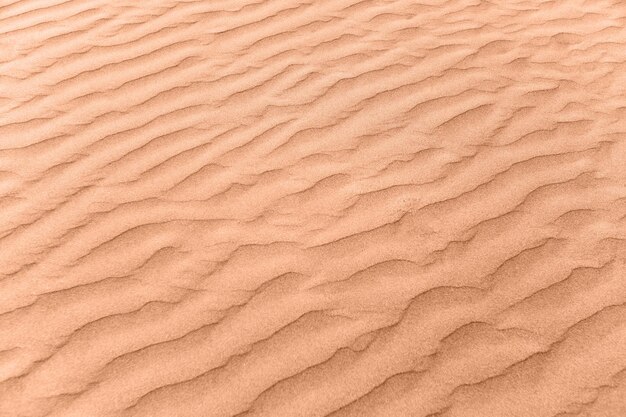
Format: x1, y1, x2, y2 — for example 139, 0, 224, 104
1, 0, 626, 416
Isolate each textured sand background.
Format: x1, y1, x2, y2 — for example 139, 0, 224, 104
1, 1, 626, 416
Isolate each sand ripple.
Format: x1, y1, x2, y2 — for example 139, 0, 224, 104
1, 1, 625, 416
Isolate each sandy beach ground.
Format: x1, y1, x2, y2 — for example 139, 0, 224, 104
1, 1, 625, 416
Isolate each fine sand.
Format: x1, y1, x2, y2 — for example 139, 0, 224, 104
1, 1, 626, 416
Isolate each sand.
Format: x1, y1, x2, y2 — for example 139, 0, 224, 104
0, 0, 625, 416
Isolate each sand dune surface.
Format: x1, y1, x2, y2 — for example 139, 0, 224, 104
1, 0, 626, 416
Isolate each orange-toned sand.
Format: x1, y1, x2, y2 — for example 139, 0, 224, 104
1, 1, 625, 416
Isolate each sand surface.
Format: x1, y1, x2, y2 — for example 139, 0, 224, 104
1, 1, 626, 416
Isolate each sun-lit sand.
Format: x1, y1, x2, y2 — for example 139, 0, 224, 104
0, 1, 625, 416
